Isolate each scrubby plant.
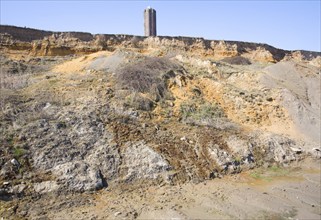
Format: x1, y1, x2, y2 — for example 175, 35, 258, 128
180, 102, 197, 119
115, 56, 181, 102
179, 100, 232, 129
125, 93, 154, 111
180, 101, 225, 121
195, 103, 225, 119
13, 147, 26, 158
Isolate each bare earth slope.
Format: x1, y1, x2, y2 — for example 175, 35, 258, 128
0, 25, 320, 219
261, 61, 320, 143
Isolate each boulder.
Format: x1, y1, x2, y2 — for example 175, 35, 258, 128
121, 141, 171, 181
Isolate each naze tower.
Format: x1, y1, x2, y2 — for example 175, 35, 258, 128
144, 7, 157, 36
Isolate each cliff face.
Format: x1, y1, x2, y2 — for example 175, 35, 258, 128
0, 25, 93, 42
0, 25, 320, 219
1, 25, 320, 64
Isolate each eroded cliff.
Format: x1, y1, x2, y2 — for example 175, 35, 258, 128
0, 25, 320, 219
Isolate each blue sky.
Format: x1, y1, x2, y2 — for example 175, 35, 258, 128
1, 0, 320, 51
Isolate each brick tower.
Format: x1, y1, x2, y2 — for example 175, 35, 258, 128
144, 7, 157, 36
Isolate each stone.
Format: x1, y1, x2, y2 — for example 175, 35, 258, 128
33, 181, 59, 194
0, 161, 13, 177
122, 141, 171, 181
0, 187, 11, 200
43, 102, 51, 110
10, 158, 20, 167
290, 147, 303, 154
11, 184, 27, 194
114, 212, 121, 217
310, 148, 321, 158
20, 210, 28, 217
52, 162, 106, 192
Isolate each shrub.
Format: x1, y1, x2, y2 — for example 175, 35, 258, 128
125, 93, 154, 111
180, 102, 197, 119
195, 103, 225, 119
115, 57, 181, 101
13, 147, 26, 158
179, 101, 233, 129
180, 102, 225, 120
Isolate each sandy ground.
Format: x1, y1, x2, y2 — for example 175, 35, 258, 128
44, 159, 320, 220
261, 61, 321, 144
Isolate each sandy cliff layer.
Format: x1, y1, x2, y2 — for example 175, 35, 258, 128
1, 25, 320, 64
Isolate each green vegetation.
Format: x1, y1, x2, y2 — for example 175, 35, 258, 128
268, 165, 290, 176
13, 147, 26, 158
48, 79, 59, 85
179, 102, 196, 119
250, 171, 262, 179
180, 101, 225, 120
249, 170, 272, 181
250, 165, 291, 181
234, 155, 242, 163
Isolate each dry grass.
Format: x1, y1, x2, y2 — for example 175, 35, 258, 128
116, 56, 181, 102
124, 92, 154, 111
